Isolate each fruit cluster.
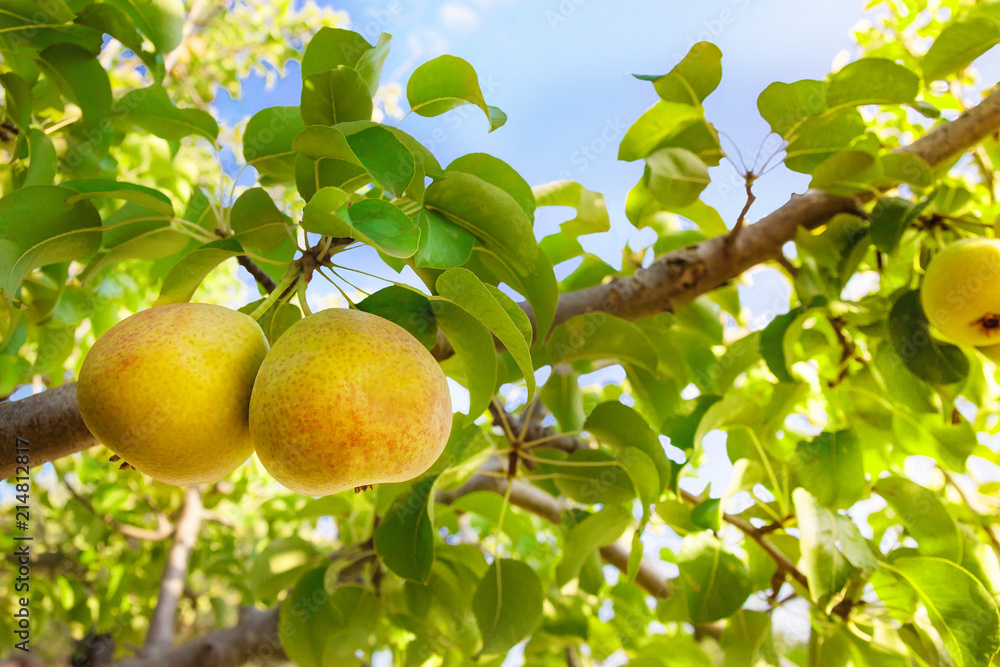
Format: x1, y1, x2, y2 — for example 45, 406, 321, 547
76, 303, 452, 495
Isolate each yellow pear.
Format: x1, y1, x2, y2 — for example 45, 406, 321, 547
921, 237, 1000, 346
249, 308, 452, 496
77, 303, 269, 485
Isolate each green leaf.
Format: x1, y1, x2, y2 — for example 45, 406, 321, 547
826, 58, 918, 108
784, 109, 866, 174
38, 44, 112, 129
540, 366, 585, 431
467, 248, 557, 344
113, 84, 218, 141
407, 55, 506, 132
553, 448, 636, 505
870, 196, 930, 254
302, 190, 419, 258
301, 28, 390, 95
435, 268, 534, 397
425, 171, 537, 275
278, 566, 338, 667
334, 119, 444, 178
249, 537, 322, 604
238, 299, 301, 345
721, 611, 781, 667
345, 126, 414, 198
793, 488, 857, 604
635, 42, 723, 106
881, 153, 934, 189
293, 154, 368, 202
671, 199, 728, 237
62, 179, 174, 218
0, 72, 31, 133
690, 498, 722, 532
300, 66, 373, 126
23, 128, 56, 187
244, 107, 307, 184
889, 557, 1000, 667
291, 125, 361, 163
877, 477, 962, 562
796, 431, 865, 509
472, 559, 543, 655
892, 413, 977, 472
556, 504, 632, 585
693, 394, 764, 450
414, 209, 474, 269
357, 286, 437, 350
618, 101, 703, 161
0, 185, 102, 298
584, 401, 672, 493
447, 153, 535, 218
374, 476, 437, 582
104, 0, 184, 53
432, 301, 496, 424
538, 232, 585, 265
532, 180, 609, 238
298, 186, 348, 232
152, 238, 242, 306
534, 312, 659, 372
810, 150, 883, 196
230, 188, 289, 252
82, 227, 189, 282
757, 79, 827, 138
645, 148, 711, 207
676, 532, 753, 624
923, 17, 1000, 81
888, 290, 968, 385
485, 284, 532, 345
74, 4, 159, 78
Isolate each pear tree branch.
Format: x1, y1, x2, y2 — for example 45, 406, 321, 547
143, 486, 205, 656
435, 461, 672, 599
65, 480, 175, 542
235, 256, 277, 294
4, 88, 1000, 481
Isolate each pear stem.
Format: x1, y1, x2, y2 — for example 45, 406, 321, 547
248, 266, 301, 321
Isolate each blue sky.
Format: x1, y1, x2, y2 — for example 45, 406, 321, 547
210, 2, 886, 487
219, 0, 875, 303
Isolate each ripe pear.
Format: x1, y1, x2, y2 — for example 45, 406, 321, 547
921, 237, 1000, 346
249, 308, 452, 496
77, 303, 269, 485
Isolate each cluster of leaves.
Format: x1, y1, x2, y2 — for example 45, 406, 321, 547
3, 0, 1000, 665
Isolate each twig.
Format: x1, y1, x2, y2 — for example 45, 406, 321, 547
727, 173, 757, 250
236, 255, 277, 294
143, 486, 204, 656
679, 489, 810, 594
436, 460, 672, 599
65, 480, 174, 542
941, 467, 1000, 564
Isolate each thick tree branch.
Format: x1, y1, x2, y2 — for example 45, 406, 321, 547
5, 89, 1000, 479
0, 384, 98, 478
431, 87, 1000, 360
113, 607, 282, 667
143, 487, 205, 656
